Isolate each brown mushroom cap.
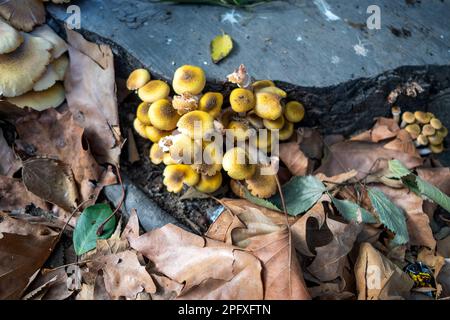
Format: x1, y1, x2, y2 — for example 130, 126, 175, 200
0, 33, 52, 97
31, 24, 67, 59
7, 82, 65, 111
0, 0, 45, 32
0, 17, 23, 54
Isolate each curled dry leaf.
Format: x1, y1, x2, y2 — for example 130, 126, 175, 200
131, 223, 264, 299
0, 128, 20, 176
279, 141, 309, 176
0, 176, 48, 211
355, 243, 414, 300
351, 117, 400, 143
65, 28, 121, 164
24, 268, 76, 300
0, 212, 59, 299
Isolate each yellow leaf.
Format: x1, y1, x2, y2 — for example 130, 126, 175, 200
210, 33, 233, 64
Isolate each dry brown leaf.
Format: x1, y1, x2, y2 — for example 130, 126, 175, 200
351, 117, 399, 143
65, 28, 121, 164
384, 129, 419, 157
150, 274, 184, 300
297, 128, 323, 160
376, 184, 435, 249
279, 141, 309, 176
0, 0, 45, 32
437, 260, 450, 298
417, 247, 445, 279
0, 128, 20, 176
307, 217, 362, 282
355, 242, 413, 300
437, 236, 450, 258
246, 227, 311, 300
25, 268, 75, 300
205, 208, 245, 245
131, 223, 264, 299
0, 176, 48, 211
308, 281, 354, 300
0, 212, 59, 299
121, 208, 140, 243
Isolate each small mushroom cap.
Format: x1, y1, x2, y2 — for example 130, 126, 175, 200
430, 143, 444, 154
256, 86, 287, 98
177, 110, 215, 139
145, 125, 171, 143
227, 120, 252, 141
0, 18, 23, 54
391, 106, 401, 115
163, 164, 200, 193
284, 101, 305, 123
133, 118, 148, 138
229, 88, 255, 113
246, 111, 264, 129
428, 134, 444, 146
199, 92, 223, 118
136, 101, 152, 125
31, 24, 67, 59
279, 121, 294, 141
127, 68, 151, 91
263, 115, 285, 130
416, 134, 429, 146
251, 79, 275, 91
245, 166, 277, 198
7, 82, 65, 111
169, 134, 202, 164
436, 127, 448, 139
414, 111, 431, 124
0, 33, 52, 97
196, 172, 223, 193
255, 91, 282, 120
138, 80, 170, 103
172, 92, 199, 115
401, 111, 415, 124
149, 143, 164, 165
148, 99, 180, 131
405, 124, 421, 139
422, 124, 436, 136
430, 118, 443, 130
0, 0, 45, 32
222, 147, 256, 180
172, 65, 206, 95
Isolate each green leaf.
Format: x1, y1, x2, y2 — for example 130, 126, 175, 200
416, 177, 450, 212
331, 197, 377, 224
368, 188, 409, 245
73, 203, 116, 255
244, 188, 281, 212
387, 159, 412, 179
271, 176, 326, 216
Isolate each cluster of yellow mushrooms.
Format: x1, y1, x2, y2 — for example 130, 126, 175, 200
128, 64, 305, 198
392, 107, 448, 155
0, 19, 68, 110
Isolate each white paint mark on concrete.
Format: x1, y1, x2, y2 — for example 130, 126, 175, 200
353, 39, 369, 57
203, 61, 208, 65
221, 10, 242, 25
166, 38, 172, 45
296, 35, 303, 42
313, 0, 341, 21
440, 35, 444, 39
331, 55, 341, 64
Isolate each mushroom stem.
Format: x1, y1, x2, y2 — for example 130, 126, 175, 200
391, 106, 401, 124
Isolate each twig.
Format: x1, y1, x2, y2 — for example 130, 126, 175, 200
47, 260, 92, 272
96, 163, 125, 236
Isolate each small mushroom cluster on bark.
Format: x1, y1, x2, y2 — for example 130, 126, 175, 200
128, 64, 306, 198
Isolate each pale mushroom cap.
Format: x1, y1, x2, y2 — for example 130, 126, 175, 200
222, 147, 256, 180
229, 88, 255, 113
31, 24, 67, 59
401, 111, 415, 124
133, 118, 148, 139
138, 80, 170, 103
163, 164, 199, 193
428, 134, 444, 146
0, 18, 23, 54
430, 143, 444, 154
7, 82, 65, 111
430, 118, 443, 130
0, 33, 52, 97
405, 124, 421, 139
33, 64, 59, 91
416, 134, 429, 146
145, 125, 170, 143
51, 54, 69, 80
172, 65, 206, 95
255, 91, 282, 120
149, 143, 164, 165
256, 86, 287, 98
251, 79, 275, 91
414, 111, 431, 124
0, 0, 46, 32
422, 124, 436, 136
177, 110, 214, 139
127, 68, 151, 91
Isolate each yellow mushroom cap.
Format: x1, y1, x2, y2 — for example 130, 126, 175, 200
199, 92, 223, 118
138, 80, 170, 103
163, 164, 200, 193
251, 79, 275, 91
172, 92, 199, 115
229, 88, 255, 113
284, 101, 305, 123
7, 82, 65, 111
0, 17, 23, 54
428, 134, 444, 146
436, 127, 448, 139
401, 111, 415, 124
169, 134, 202, 164
405, 124, 421, 139
145, 125, 171, 143
172, 65, 206, 95
279, 121, 294, 141
133, 118, 148, 139
414, 111, 431, 124
256, 86, 287, 98
0, 33, 52, 97
196, 172, 223, 193
422, 124, 436, 137
149, 143, 164, 165
430, 118, 443, 130
430, 143, 444, 154
127, 68, 151, 91
263, 115, 285, 130
222, 147, 256, 180
148, 99, 180, 131
255, 91, 282, 120
177, 110, 215, 139
246, 111, 264, 129
245, 166, 277, 199
227, 120, 252, 141
136, 101, 152, 125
